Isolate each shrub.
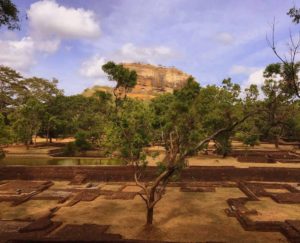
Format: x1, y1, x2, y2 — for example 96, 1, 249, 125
75, 132, 92, 151
63, 142, 77, 156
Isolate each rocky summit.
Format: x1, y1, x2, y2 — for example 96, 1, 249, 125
83, 63, 191, 99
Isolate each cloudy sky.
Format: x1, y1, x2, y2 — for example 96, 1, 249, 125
0, 0, 299, 94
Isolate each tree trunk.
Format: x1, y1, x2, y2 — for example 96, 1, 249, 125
146, 207, 154, 225
46, 128, 49, 144
146, 186, 155, 225
274, 136, 279, 149
46, 124, 51, 144
0, 148, 5, 160
25, 141, 29, 150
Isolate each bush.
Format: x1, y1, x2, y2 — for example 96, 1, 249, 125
236, 132, 259, 147
63, 142, 78, 156
75, 132, 92, 151
215, 134, 232, 157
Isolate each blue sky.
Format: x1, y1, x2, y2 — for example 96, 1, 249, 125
1, 0, 299, 95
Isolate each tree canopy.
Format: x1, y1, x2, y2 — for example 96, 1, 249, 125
102, 61, 137, 102
0, 0, 19, 30
288, 6, 300, 24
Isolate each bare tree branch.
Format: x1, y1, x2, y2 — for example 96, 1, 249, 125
267, 20, 300, 98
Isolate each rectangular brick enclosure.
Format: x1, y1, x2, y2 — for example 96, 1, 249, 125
1, 165, 300, 182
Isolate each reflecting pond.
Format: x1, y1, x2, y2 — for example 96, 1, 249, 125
0, 157, 124, 166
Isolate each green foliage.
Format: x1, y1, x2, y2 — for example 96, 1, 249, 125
214, 132, 232, 157
63, 142, 77, 156
105, 99, 153, 163
10, 98, 44, 145
281, 62, 300, 96
263, 62, 300, 98
74, 131, 92, 151
38, 92, 113, 143
0, 0, 19, 30
236, 131, 260, 147
0, 65, 23, 114
288, 6, 300, 24
21, 77, 63, 103
102, 61, 137, 102
0, 112, 11, 159
244, 84, 259, 108
0, 113, 11, 145
258, 64, 298, 142
102, 61, 137, 89
151, 76, 247, 164
194, 81, 242, 138
264, 63, 281, 77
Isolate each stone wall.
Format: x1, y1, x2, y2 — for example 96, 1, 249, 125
1, 166, 300, 182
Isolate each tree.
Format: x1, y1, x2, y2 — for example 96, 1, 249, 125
0, 113, 11, 159
39, 95, 78, 143
21, 77, 63, 104
102, 61, 137, 104
105, 98, 153, 163
71, 92, 113, 150
235, 85, 260, 147
0, 65, 23, 116
124, 77, 253, 225
144, 78, 251, 224
267, 13, 300, 98
39, 92, 113, 146
0, 0, 19, 30
0, 66, 65, 147
11, 98, 44, 148
287, 6, 300, 24
257, 64, 298, 147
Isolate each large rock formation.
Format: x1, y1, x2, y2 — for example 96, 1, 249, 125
82, 63, 191, 99
123, 63, 191, 99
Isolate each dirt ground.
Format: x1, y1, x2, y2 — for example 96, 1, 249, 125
145, 142, 300, 168
247, 197, 300, 222
53, 187, 287, 243
186, 154, 300, 168
1, 179, 298, 242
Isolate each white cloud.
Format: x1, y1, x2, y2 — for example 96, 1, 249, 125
35, 38, 61, 53
117, 43, 177, 63
0, 37, 60, 71
0, 37, 35, 71
80, 55, 107, 79
229, 65, 260, 75
237, 68, 265, 99
0, 0, 101, 72
79, 55, 114, 86
240, 68, 265, 94
27, 0, 100, 39
215, 32, 234, 45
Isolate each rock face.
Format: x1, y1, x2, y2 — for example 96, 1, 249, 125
123, 63, 190, 99
83, 63, 191, 99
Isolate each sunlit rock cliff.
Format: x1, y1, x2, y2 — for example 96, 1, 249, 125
83, 63, 191, 99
